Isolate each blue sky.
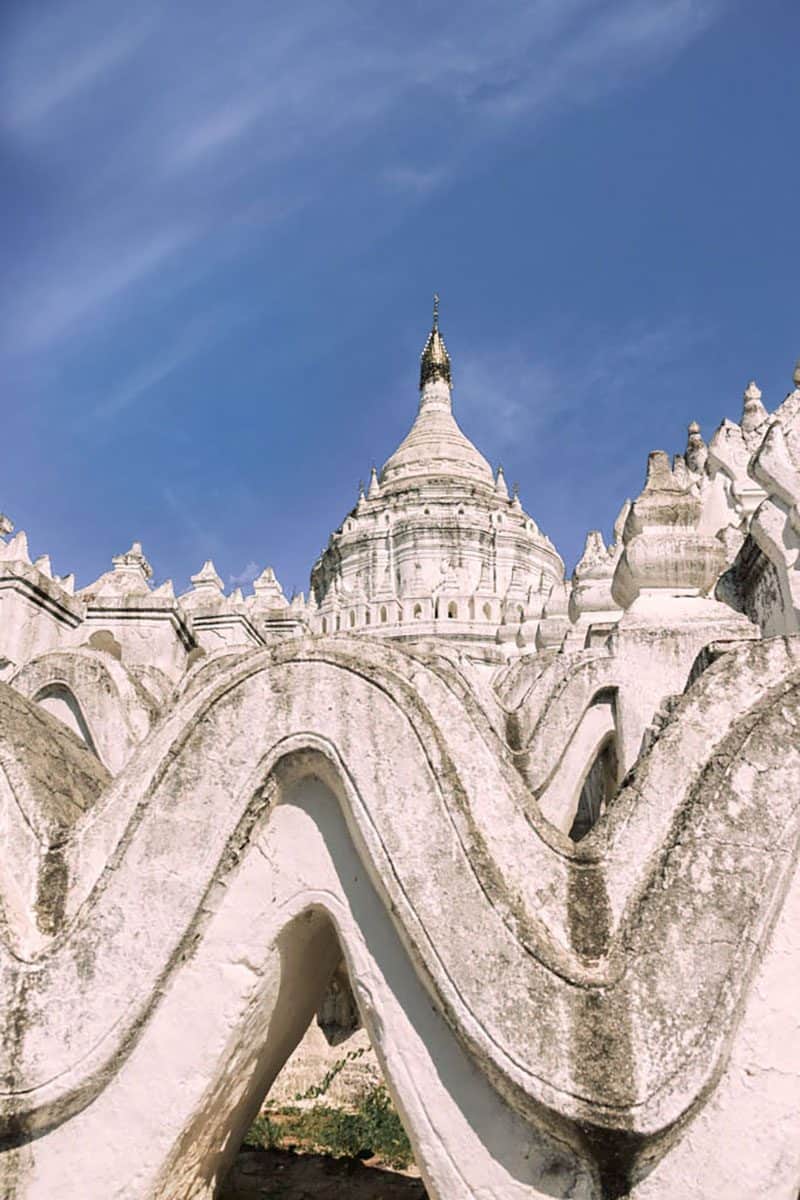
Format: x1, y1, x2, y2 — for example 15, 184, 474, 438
2, 0, 799, 596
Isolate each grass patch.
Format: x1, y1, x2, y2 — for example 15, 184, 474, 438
244, 1084, 414, 1170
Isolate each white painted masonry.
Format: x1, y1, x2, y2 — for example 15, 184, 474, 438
1, 318, 800, 1199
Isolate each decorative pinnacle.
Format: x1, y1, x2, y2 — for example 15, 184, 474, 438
794, 359, 800, 389
419, 294, 451, 390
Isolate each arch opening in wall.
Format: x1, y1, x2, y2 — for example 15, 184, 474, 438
33, 684, 98, 756
483, 602, 492, 621
413, 603, 423, 620
568, 734, 619, 842
216, 893, 421, 1195
380, 606, 388, 624
447, 602, 457, 620
321, 618, 328, 634
218, 925, 425, 1197
349, 611, 356, 628
116, 755, 589, 1199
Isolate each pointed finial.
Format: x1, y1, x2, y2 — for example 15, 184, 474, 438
191, 560, 224, 592
741, 380, 768, 433
685, 420, 707, 473
419, 296, 451, 390
794, 359, 800, 389
112, 540, 153, 579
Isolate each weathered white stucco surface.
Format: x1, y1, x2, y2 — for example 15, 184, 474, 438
2, 326, 800, 1199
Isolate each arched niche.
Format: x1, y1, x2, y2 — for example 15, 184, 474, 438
12, 646, 155, 775
34, 683, 97, 757
537, 693, 620, 838
568, 734, 619, 842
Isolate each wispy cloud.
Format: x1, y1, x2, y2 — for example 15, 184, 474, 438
0, 0, 722, 361
166, 98, 268, 170
228, 560, 260, 587
381, 165, 447, 195
455, 316, 714, 463
456, 350, 565, 463
92, 317, 216, 420
2, 5, 153, 129
3, 226, 195, 354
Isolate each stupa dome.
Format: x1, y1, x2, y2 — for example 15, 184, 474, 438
379, 296, 494, 494
379, 385, 494, 493
309, 297, 564, 651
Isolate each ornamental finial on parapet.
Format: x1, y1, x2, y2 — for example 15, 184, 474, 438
685, 420, 708, 474
741, 380, 769, 433
419, 293, 452, 390
367, 465, 381, 499
112, 540, 153, 580
794, 359, 800, 389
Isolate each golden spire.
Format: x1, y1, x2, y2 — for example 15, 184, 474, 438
419, 292, 452, 390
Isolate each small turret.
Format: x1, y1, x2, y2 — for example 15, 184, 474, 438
190, 560, 224, 596
494, 465, 509, 500
685, 420, 708, 473
741, 381, 769, 434
112, 541, 153, 582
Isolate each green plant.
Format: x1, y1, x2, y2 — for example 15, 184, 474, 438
355, 1083, 413, 1168
291, 1044, 368, 1102
242, 1112, 281, 1150
243, 1082, 414, 1170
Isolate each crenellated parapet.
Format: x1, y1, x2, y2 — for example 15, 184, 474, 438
0, 524, 311, 685
77, 541, 195, 680
0, 524, 84, 675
